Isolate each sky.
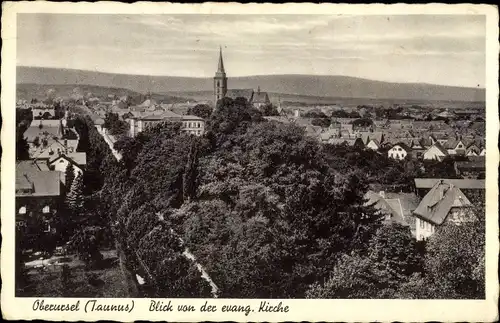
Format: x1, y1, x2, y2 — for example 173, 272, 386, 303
17, 14, 486, 87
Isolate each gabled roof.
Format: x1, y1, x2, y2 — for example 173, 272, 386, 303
367, 139, 380, 148
424, 142, 448, 156
226, 89, 254, 101
49, 152, 87, 166
385, 192, 420, 219
413, 180, 471, 225
364, 191, 407, 225
391, 142, 412, 152
138, 99, 158, 107
252, 91, 270, 104
414, 178, 485, 190
444, 138, 461, 149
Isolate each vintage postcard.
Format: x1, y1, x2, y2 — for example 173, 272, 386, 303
1, 2, 499, 322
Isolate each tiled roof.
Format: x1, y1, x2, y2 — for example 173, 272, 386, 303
31, 139, 79, 160
182, 115, 204, 121
328, 138, 363, 146
15, 167, 61, 197
252, 91, 270, 104
454, 160, 485, 170
364, 191, 407, 225
414, 178, 485, 190
16, 160, 49, 172
385, 192, 420, 219
133, 110, 182, 120
413, 180, 471, 225
24, 125, 61, 141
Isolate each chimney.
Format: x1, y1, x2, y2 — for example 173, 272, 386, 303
379, 191, 385, 199
294, 109, 300, 118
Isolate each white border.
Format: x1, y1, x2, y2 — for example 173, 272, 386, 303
2, 2, 499, 322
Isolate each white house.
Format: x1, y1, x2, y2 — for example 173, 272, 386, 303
444, 139, 467, 155
423, 143, 449, 161
366, 139, 381, 151
479, 148, 486, 156
48, 153, 86, 185
413, 180, 472, 241
388, 143, 412, 160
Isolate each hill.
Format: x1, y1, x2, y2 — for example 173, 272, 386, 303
17, 66, 485, 103
16, 83, 190, 104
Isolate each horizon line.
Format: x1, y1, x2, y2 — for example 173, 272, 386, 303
17, 65, 485, 90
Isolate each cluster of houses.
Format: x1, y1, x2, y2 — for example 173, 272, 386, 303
16, 113, 86, 238
89, 98, 206, 138
265, 113, 486, 165
365, 178, 484, 241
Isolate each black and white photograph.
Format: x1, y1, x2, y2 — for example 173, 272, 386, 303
2, 3, 498, 321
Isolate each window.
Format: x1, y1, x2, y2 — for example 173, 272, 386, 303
398, 147, 402, 151
43, 221, 51, 233
19, 206, 27, 214
59, 160, 65, 163
42, 205, 50, 214
420, 220, 424, 228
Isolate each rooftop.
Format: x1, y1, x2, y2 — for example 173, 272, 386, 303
413, 180, 471, 225
15, 167, 61, 197
414, 178, 485, 190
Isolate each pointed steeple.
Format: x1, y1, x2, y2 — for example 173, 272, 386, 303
214, 46, 228, 106
217, 46, 225, 74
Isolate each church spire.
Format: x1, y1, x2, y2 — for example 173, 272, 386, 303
214, 46, 228, 106
217, 46, 225, 74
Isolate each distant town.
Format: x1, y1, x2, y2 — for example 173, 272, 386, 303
15, 47, 486, 299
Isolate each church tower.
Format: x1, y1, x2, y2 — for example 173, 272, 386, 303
214, 46, 228, 106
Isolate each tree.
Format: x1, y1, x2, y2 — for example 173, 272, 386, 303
68, 226, 104, 268
104, 112, 129, 136
303, 109, 328, 118
66, 173, 84, 215
16, 132, 30, 160
65, 163, 75, 191
187, 104, 213, 120
306, 223, 423, 299
260, 104, 279, 116
424, 206, 485, 299
311, 118, 331, 128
